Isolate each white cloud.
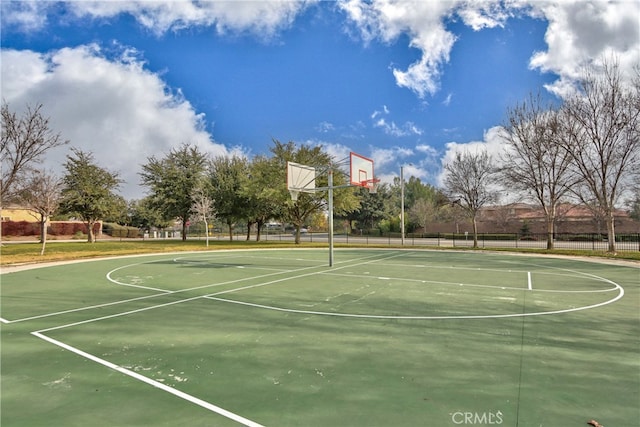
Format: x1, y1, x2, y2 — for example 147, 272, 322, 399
1, 45, 233, 199
1, 1, 316, 38
315, 121, 336, 133
374, 118, 423, 137
437, 126, 507, 187
528, 1, 640, 98
371, 104, 390, 119
341, 0, 639, 99
369, 145, 413, 173
312, 141, 352, 164
416, 144, 437, 156
0, 1, 49, 32
340, 1, 512, 97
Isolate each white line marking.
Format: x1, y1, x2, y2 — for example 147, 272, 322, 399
5, 293, 169, 324
527, 272, 533, 291
0, 317, 10, 324
207, 280, 623, 319
35, 296, 205, 334
31, 331, 264, 427
320, 271, 618, 293
205, 252, 409, 298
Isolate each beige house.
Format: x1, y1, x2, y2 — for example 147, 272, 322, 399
1, 205, 37, 222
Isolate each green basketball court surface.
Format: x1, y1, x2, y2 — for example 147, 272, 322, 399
1, 249, 638, 426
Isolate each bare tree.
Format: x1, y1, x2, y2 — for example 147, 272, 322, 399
561, 59, 640, 252
191, 186, 216, 247
1, 102, 67, 204
500, 93, 575, 249
443, 150, 497, 248
491, 204, 516, 233
408, 198, 439, 232
17, 170, 63, 255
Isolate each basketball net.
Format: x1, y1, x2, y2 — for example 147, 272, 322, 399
361, 179, 380, 194
289, 189, 299, 202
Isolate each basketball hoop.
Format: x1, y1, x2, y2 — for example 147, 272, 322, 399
289, 189, 299, 202
361, 178, 381, 194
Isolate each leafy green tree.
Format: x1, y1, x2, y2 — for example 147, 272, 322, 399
339, 184, 390, 232
139, 144, 209, 241
389, 175, 448, 232
209, 155, 250, 241
404, 177, 447, 210
60, 148, 123, 242
128, 197, 173, 231
102, 195, 128, 224
269, 140, 359, 244
244, 155, 285, 241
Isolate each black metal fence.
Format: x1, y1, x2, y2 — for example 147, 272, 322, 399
188, 229, 640, 251
286, 232, 640, 251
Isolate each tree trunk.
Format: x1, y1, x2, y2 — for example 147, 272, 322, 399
255, 219, 264, 242
40, 217, 48, 255
227, 219, 234, 241
87, 220, 95, 243
472, 216, 479, 248
181, 220, 187, 241
546, 218, 554, 250
203, 219, 209, 248
246, 220, 252, 241
606, 211, 616, 253
294, 225, 301, 244
39, 217, 46, 243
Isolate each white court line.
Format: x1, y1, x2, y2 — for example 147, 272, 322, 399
3, 292, 171, 324
527, 272, 533, 290
4, 256, 337, 324
31, 251, 403, 333
20, 251, 402, 426
206, 281, 624, 320
204, 263, 625, 320
4, 251, 392, 324
34, 295, 205, 333
205, 252, 410, 298
31, 331, 264, 427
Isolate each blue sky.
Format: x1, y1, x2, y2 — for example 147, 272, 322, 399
1, 1, 638, 199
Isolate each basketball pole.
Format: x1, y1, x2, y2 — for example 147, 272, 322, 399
400, 166, 405, 246
328, 169, 334, 267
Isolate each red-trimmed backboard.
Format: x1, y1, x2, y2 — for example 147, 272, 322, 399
349, 152, 375, 188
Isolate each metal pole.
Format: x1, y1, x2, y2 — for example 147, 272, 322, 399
328, 169, 334, 267
400, 166, 405, 246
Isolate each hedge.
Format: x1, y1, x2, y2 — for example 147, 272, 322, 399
1, 221, 100, 236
